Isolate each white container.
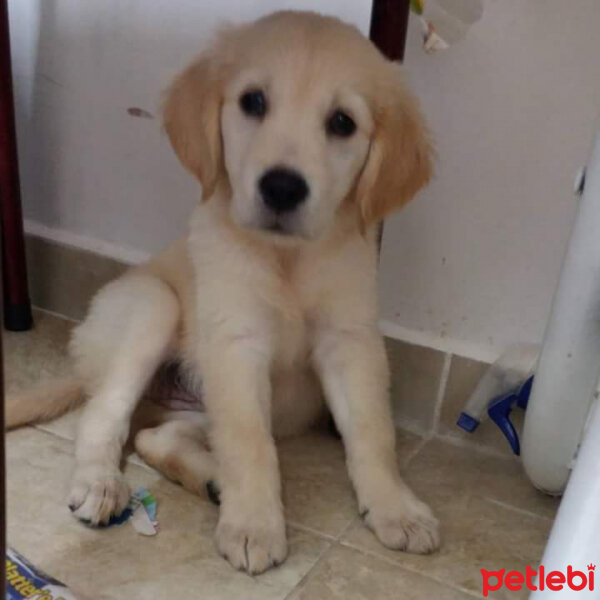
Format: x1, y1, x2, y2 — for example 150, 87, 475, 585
522, 131, 600, 495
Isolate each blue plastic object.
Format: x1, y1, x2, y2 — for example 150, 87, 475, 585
487, 375, 534, 455
457, 412, 480, 433
457, 375, 534, 455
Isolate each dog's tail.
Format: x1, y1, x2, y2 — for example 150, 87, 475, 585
5, 378, 85, 430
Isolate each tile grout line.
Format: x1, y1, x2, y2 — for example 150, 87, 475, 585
402, 436, 429, 468
337, 539, 482, 598
32, 424, 76, 444
433, 431, 517, 460
430, 352, 453, 439
281, 518, 361, 599
32, 304, 81, 324
29, 425, 74, 445
334, 516, 361, 543
483, 496, 555, 522
286, 521, 338, 542
280, 538, 338, 600
31, 425, 162, 477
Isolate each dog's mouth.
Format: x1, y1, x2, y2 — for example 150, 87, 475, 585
257, 213, 299, 237
250, 219, 313, 244
265, 221, 288, 235
232, 200, 312, 241
254, 210, 321, 242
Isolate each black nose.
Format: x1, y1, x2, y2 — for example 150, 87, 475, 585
259, 168, 309, 214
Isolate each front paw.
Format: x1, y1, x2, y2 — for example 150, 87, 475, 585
215, 497, 287, 575
68, 463, 130, 526
361, 491, 440, 555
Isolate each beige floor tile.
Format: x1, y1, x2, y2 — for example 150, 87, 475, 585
6, 311, 557, 599
34, 407, 82, 441
340, 438, 556, 598
4, 309, 83, 440
439, 355, 525, 456
405, 439, 559, 520
386, 337, 446, 433
289, 544, 476, 600
278, 429, 423, 537
341, 495, 551, 599
4, 310, 73, 395
279, 432, 354, 537
6, 428, 330, 599
26, 234, 127, 322
101, 526, 330, 600
3, 312, 144, 447
98, 560, 289, 600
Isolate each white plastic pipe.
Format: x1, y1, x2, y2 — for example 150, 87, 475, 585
529, 400, 600, 598
522, 131, 600, 494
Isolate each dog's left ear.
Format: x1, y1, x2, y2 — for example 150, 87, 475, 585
356, 68, 433, 231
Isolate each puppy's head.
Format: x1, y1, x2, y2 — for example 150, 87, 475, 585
164, 11, 432, 241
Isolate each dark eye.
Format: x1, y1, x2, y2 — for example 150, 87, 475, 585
327, 110, 356, 137
239, 89, 267, 118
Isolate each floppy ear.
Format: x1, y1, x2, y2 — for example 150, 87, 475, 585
163, 48, 226, 199
356, 70, 433, 231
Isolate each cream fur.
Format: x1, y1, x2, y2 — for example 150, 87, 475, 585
7, 11, 438, 574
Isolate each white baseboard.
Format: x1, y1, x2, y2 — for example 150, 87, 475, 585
378, 318, 497, 363
24, 219, 496, 363
24, 219, 151, 266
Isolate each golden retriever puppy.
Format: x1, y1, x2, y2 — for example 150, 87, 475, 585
7, 11, 438, 574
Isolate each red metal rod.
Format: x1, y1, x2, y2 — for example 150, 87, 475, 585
370, 0, 411, 62
0, 0, 32, 331
0, 310, 5, 591
369, 0, 411, 249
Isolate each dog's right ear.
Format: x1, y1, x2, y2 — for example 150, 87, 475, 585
163, 46, 227, 200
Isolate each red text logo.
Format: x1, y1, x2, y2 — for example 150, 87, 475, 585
481, 564, 595, 596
